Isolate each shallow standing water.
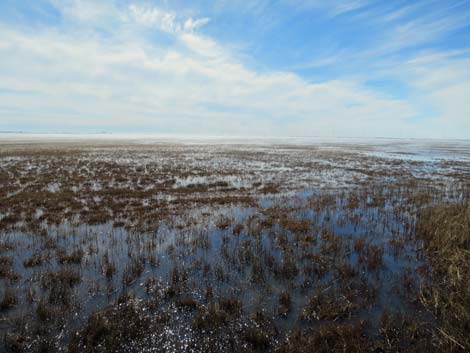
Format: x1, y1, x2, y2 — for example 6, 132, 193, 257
0, 137, 469, 352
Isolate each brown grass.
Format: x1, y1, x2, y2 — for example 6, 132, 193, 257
1, 288, 18, 310
416, 202, 470, 352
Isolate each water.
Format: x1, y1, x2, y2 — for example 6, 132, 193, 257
0, 188, 432, 348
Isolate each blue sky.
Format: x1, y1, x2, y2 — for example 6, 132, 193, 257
0, 0, 469, 138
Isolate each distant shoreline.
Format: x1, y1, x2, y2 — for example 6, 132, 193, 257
0, 132, 469, 143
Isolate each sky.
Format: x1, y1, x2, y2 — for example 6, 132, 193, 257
0, 0, 469, 138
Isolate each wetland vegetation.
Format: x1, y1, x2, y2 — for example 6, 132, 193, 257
0, 139, 469, 352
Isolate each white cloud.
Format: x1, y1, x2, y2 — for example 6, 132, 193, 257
128, 4, 209, 34
129, 4, 178, 32
50, 0, 116, 23
183, 17, 210, 32
1, 0, 467, 138
0, 23, 416, 136
400, 51, 470, 135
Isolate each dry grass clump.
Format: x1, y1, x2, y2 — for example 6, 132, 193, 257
280, 216, 310, 233
0, 288, 18, 310
301, 285, 357, 321
416, 202, 470, 352
378, 311, 434, 352
122, 257, 145, 286
216, 216, 232, 230
0, 256, 13, 266
260, 183, 280, 194
68, 296, 157, 353
364, 243, 384, 270
41, 269, 81, 307
243, 326, 271, 350
23, 252, 50, 267
278, 313, 434, 353
0, 256, 19, 281
278, 291, 291, 317
36, 299, 55, 322
219, 295, 242, 316
192, 303, 230, 330
176, 293, 199, 310
276, 323, 369, 353
101, 253, 116, 278
233, 223, 244, 235
192, 296, 242, 330
57, 247, 84, 264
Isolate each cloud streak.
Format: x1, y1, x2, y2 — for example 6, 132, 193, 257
0, 0, 468, 138
128, 4, 209, 33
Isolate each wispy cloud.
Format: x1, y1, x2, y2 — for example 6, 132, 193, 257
288, 1, 470, 78
128, 4, 209, 34
50, 0, 115, 23
283, 0, 371, 17
0, 0, 468, 138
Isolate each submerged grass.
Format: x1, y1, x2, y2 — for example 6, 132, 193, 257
1, 141, 470, 352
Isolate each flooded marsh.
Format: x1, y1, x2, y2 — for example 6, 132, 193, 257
1, 138, 470, 352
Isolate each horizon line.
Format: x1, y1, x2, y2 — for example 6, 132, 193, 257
1, 131, 470, 142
